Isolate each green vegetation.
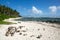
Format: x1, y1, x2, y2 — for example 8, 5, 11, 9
0, 5, 21, 24
0, 21, 12, 24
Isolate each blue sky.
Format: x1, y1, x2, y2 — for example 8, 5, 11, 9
0, 0, 60, 17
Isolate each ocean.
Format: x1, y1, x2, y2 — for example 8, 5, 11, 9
15, 17, 60, 24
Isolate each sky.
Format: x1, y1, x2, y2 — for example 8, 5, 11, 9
0, 0, 60, 17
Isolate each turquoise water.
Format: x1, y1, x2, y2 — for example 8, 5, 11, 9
15, 17, 60, 24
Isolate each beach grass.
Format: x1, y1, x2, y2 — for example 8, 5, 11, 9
0, 14, 17, 24
0, 21, 12, 24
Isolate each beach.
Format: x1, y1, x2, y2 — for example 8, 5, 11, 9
0, 17, 60, 40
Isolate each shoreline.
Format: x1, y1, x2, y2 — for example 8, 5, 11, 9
0, 17, 60, 40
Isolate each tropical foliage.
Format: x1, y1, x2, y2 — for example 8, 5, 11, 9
0, 5, 21, 21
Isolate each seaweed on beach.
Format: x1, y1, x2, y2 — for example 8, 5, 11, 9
45, 20, 60, 24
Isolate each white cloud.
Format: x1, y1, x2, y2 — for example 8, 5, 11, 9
49, 6, 57, 13
32, 6, 43, 14
49, 6, 60, 13
57, 6, 60, 9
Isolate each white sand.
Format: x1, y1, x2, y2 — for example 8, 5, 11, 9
0, 18, 60, 40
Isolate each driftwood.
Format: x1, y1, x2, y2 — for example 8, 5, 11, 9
5, 26, 26, 36
5, 27, 17, 36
